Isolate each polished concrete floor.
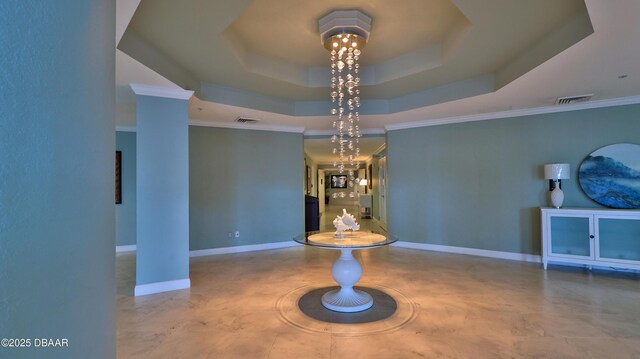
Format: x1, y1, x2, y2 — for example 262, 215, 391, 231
117, 240, 640, 358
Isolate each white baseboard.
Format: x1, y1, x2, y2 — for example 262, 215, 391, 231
189, 241, 301, 257
134, 278, 191, 296
116, 245, 136, 253
545, 260, 640, 273
392, 241, 542, 263
371, 217, 387, 233
119, 240, 540, 265
115, 242, 301, 257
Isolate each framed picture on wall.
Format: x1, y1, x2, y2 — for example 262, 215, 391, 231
330, 175, 348, 189
115, 151, 122, 204
368, 164, 373, 189
578, 143, 640, 208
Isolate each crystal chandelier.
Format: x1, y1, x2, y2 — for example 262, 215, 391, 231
319, 10, 371, 199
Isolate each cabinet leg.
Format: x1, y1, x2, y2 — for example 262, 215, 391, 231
543, 261, 548, 270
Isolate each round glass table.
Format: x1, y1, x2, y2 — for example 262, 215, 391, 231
294, 231, 398, 312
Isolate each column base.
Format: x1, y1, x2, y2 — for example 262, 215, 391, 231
134, 278, 191, 296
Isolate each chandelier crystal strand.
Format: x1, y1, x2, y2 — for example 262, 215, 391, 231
329, 33, 362, 199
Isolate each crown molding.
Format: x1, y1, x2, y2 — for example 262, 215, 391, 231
373, 142, 387, 155
119, 96, 640, 134
115, 245, 136, 252
303, 129, 333, 136
385, 95, 640, 131
129, 83, 194, 100
304, 128, 386, 136
116, 125, 136, 132
189, 119, 305, 133
115, 120, 307, 133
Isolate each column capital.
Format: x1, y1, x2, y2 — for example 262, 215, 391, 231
130, 83, 194, 100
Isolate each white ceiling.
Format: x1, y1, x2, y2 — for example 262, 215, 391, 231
116, 0, 640, 164
224, 0, 470, 68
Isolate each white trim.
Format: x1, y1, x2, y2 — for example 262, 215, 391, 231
114, 120, 309, 134
189, 119, 305, 133
303, 130, 331, 136
373, 142, 387, 156
129, 83, 194, 100
116, 245, 136, 253
116, 125, 136, 132
189, 241, 301, 257
134, 278, 191, 296
541, 206, 640, 217
363, 128, 387, 135
304, 128, 386, 136
118, 95, 640, 133
371, 217, 387, 232
392, 241, 542, 263
544, 260, 640, 273
385, 95, 640, 131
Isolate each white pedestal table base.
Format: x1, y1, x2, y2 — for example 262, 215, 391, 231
321, 248, 373, 312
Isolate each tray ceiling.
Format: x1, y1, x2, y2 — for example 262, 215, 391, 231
119, 0, 592, 114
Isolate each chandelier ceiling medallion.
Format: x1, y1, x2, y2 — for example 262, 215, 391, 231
319, 10, 372, 199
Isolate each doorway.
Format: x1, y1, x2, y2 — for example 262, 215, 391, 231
378, 156, 387, 224
317, 169, 325, 214
303, 136, 386, 232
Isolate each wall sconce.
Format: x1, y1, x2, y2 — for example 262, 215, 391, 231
544, 163, 570, 208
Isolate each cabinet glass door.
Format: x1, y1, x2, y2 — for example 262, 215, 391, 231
597, 217, 640, 262
550, 216, 592, 258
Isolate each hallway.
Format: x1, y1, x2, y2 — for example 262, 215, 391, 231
320, 204, 379, 233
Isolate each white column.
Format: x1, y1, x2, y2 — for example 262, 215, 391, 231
130, 84, 193, 296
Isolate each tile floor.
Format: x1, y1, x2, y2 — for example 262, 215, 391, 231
117, 237, 640, 358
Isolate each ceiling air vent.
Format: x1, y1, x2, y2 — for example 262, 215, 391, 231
235, 117, 259, 124
555, 94, 593, 105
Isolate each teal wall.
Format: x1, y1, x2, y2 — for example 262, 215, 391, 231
190, 127, 304, 250
136, 95, 190, 286
387, 104, 640, 255
113, 127, 305, 250
116, 131, 137, 246
0, 1, 115, 358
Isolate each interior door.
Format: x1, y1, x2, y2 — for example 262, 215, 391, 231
379, 157, 387, 224
318, 169, 325, 214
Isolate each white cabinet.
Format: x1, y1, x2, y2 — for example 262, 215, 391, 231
541, 208, 640, 271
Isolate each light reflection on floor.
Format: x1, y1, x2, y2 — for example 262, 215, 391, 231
117, 243, 640, 358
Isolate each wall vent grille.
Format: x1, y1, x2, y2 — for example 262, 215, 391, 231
555, 94, 593, 105
235, 117, 259, 124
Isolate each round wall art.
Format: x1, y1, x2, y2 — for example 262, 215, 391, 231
578, 143, 640, 209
